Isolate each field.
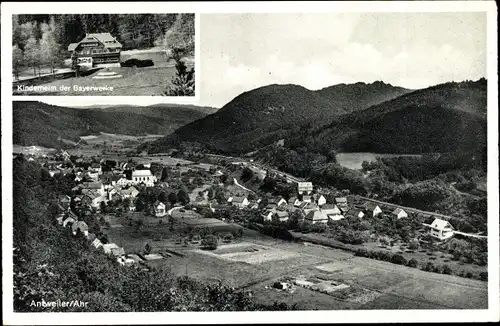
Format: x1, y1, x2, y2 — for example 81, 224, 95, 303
13, 145, 57, 156
16, 50, 195, 96
336, 152, 422, 170
137, 232, 488, 310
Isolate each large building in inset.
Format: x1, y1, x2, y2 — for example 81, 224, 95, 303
68, 33, 122, 67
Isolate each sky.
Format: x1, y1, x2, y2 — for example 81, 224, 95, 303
43, 12, 487, 109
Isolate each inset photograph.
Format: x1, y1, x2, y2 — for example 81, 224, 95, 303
12, 14, 195, 96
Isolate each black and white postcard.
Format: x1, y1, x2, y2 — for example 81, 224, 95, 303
11, 13, 196, 96
2, 1, 498, 325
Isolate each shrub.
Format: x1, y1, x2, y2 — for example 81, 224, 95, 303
423, 262, 435, 272
201, 235, 218, 250
355, 248, 369, 257
407, 258, 418, 268
442, 265, 452, 275
391, 254, 407, 265
479, 272, 488, 281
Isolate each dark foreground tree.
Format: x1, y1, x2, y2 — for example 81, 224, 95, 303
164, 47, 195, 96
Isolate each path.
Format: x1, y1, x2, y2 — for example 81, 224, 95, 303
233, 178, 255, 193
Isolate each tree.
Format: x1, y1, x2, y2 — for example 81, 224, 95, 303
164, 47, 195, 96
39, 18, 63, 76
241, 167, 254, 183
144, 242, 152, 255
177, 189, 190, 205
168, 192, 178, 206
12, 45, 24, 81
201, 235, 218, 250
24, 35, 41, 76
160, 167, 169, 182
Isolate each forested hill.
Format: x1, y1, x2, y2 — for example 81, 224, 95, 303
12, 101, 214, 148
312, 78, 488, 154
146, 81, 413, 154
315, 81, 413, 115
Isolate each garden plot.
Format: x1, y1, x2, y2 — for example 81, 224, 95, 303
315, 261, 351, 273
220, 247, 299, 264
292, 275, 381, 304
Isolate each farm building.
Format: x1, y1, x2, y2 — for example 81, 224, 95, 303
68, 33, 123, 67
392, 208, 408, 219
297, 182, 313, 195
427, 218, 455, 241
361, 202, 383, 218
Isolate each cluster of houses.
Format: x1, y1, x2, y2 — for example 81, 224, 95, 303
54, 193, 158, 268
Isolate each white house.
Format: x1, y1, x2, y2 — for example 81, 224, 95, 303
232, 196, 249, 209
305, 209, 328, 224
302, 195, 312, 203
154, 201, 167, 217
116, 177, 131, 187
92, 238, 103, 249
362, 202, 383, 218
317, 195, 327, 207
392, 208, 408, 219
348, 208, 365, 219
276, 197, 288, 207
322, 205, 344, 221
71, 221, 89, 237
263, 208, 276, 222
62, 216, 77, 228
297, 182, 313, 195
132, 169, 157, 187
274, 211, 289, 222
427, 218, 455, 241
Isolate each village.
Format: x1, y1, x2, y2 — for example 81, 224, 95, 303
16, 145, 486, 277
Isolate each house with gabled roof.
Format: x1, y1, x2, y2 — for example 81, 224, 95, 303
347, 208, 365, 219
305, 209, 328, 224
297, 182, 313, 195
317, 195, 327, 207
68, 33, 122, 67
426, 218, 455, 241
361, 202, 383, 218
231, 196, 249, 209
274, 211, 289, 223
321, 205, 344, 221
72, 221, 89, 237
154, 201, 167, 217
392, 208, 408, 219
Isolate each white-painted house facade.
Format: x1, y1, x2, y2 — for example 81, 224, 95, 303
132, 170, 157, 187
428, 218, 455, 241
